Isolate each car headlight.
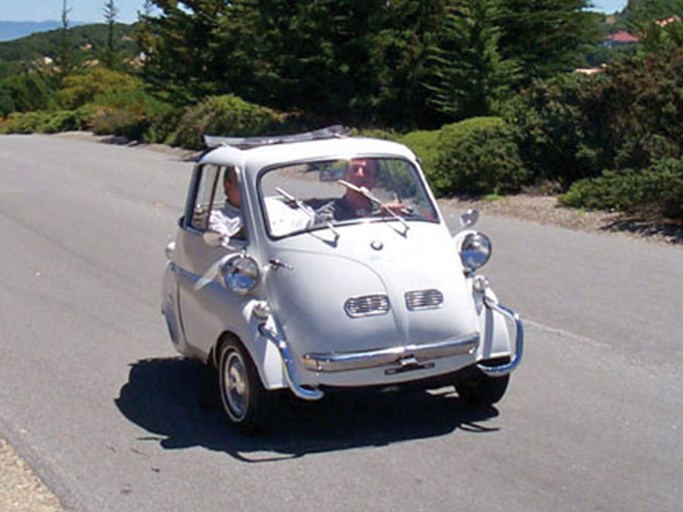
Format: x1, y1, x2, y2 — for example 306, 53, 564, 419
460, 232, 492, 272
222, 255, 260, 295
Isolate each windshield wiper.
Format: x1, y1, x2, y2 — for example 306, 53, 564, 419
337, 180, 410, 230
275, 187, 340, 240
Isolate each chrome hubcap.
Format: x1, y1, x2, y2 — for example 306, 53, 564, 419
223, 351, 248, 420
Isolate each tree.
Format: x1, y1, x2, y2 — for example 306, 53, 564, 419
425, 0, 520, 121
624, 0, 683, 53
498, 0, 599, 83
371, 0, 449, 129
103, 1, 120, 69
139, 1, 234, 103
55, 0, 77, 80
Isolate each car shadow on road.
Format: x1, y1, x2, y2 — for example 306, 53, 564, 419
115, 357, 501, 462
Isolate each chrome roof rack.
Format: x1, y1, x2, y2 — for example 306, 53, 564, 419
203, 125, 351, 149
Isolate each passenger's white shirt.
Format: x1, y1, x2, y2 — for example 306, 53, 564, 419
208, 203, 242, 240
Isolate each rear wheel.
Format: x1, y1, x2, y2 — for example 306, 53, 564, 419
217, 338, 271, 432
454, 364, 510, 406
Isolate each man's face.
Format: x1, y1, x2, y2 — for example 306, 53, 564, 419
346, 159, 378, 190
224, 171, 241, 208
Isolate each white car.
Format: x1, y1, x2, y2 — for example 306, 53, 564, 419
161, 126, 523, 431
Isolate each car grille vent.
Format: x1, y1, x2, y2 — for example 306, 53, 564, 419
405, 289, 444, 310
344, 294, 391, 318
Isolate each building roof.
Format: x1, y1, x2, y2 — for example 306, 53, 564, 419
606, 31, 639, 44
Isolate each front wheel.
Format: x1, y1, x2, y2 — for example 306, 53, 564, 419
454, 364, 510, 406
218, 338, 271, 432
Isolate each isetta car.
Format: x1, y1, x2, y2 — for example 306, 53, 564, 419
161, 126, 523, 431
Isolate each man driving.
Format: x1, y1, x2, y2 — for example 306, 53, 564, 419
314, 158, 379, 221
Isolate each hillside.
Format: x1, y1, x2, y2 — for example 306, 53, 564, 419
0, 23, 137, 78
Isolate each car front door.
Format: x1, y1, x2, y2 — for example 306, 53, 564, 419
173, 164, 248, 359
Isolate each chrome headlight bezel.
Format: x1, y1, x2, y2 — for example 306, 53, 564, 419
459, 232, 492, 272
222, 255, 260, 295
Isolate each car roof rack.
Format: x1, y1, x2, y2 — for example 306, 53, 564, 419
203, 125, 351, 149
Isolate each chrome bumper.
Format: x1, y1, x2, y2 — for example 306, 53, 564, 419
258, 323, 324, 401
302, 333, 479, 373
477, 296, 524, 377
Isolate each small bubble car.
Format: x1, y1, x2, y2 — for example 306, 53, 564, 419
161, 126, 523, 431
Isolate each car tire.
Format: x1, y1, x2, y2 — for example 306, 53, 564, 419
217, 338, 271, 433
454, 365, 510, 407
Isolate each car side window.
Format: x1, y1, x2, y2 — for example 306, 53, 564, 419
208, 166, 246, 242
189, 164, 220, 231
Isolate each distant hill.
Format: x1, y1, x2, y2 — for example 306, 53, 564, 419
0, 21, 69, 42
0, 23, 137, 78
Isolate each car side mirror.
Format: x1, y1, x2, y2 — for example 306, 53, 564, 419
459, 208, 479, 228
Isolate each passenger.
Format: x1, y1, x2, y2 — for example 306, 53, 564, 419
208, 167, 243, 243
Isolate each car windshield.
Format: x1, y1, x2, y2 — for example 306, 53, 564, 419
259, 157, 438, 238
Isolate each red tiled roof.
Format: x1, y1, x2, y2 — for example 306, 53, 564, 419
606, 31, 639, 43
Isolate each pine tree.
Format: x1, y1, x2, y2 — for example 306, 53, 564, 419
103, 1, 120, 69
498, 0, 598, 83
426, 0, 519, 120
56, 0, 76, 81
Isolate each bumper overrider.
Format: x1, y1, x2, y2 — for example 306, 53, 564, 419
259, 296, 523, 401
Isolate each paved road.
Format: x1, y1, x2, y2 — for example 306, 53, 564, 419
1, 134, 681, 512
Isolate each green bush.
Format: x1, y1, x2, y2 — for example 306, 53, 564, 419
59, 68, 140, 109
0, 72, 59, 115
430, 117, 528, 196
398, 129, 440, 179
0, 107, 96, 134
89, 89, 177, 143
560, 158, 683, 219
506, 49, 683, 189
172, 94, 283, 149
503, 74, 608, 187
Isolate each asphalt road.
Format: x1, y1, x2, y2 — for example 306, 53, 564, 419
0, 134, 681, 512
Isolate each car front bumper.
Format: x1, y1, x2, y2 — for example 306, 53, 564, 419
301, 333, 479, 373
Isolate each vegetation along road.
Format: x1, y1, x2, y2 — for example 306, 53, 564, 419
0, 134, 680, 512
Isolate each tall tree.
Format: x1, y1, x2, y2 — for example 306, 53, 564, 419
498, 0, 599, 83
135, 0, 158, 81
141, 0, 230, 102
371, 0, 449, 128
56, 0, 76, 80
425, 0, 520, 121
103, 1, 120, 69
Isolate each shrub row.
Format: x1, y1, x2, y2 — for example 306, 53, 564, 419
0, 106, 97, 134
560, 159, 683, 219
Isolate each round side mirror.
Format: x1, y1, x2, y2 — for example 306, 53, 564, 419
459, 208, 479, 228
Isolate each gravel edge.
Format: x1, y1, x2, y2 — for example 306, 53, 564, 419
0, 439, 62, 512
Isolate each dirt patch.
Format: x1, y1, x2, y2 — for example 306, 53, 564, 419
442, 194, 682, 247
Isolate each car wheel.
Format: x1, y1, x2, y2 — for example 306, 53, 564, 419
454, 366, 510, 407
218, 338, 270, 432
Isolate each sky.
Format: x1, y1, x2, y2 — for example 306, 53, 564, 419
1, 1, 148, 24
592, 0, 630, 13
1, 0, 629, 24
